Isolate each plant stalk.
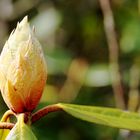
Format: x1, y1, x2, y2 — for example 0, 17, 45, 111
0, 122, 14, 129
99, 0, 125, 109
31, 104, 62, 123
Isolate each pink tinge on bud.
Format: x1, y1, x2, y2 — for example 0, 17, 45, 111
0, 16, 47, 113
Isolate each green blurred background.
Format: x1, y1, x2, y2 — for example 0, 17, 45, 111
1, 0, 140, 139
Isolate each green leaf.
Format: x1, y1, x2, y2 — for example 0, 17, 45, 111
0, 118, 10, 140
0, 128, 10, 140
6, 114, 37, 140
58, 103, 140, 131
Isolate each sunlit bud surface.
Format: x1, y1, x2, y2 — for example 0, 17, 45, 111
0, 16, 47, 113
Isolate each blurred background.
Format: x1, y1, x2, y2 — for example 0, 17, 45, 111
0, 0, 140, 139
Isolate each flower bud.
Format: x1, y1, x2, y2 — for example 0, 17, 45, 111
0, 16, 47, 113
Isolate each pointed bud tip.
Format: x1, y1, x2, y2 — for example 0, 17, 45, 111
22, 16, 28, 23
18, 16, 29, 28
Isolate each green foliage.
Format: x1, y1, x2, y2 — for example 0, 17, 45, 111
58, 103, 140, 131
0, 118, 10, 140
120, 18, 140, 54
0, 126, 10, 140
6, 114, 37, 140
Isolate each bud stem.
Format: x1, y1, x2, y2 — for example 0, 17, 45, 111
31, 104, 62, 123
0, 110, 16, 129
0, 104, 62, 129
0, 122, 14, 129
1, 110, 16, 122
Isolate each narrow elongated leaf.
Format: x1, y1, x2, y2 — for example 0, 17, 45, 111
58, 103, 140, 131
6, 114, 37, 140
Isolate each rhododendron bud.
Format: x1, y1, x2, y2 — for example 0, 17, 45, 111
0, 16, 47, 113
